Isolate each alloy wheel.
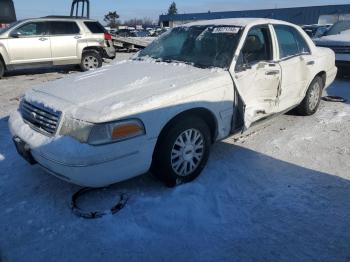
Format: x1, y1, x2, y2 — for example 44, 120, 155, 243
83, 56, 99, 70
170, 128, 205, 177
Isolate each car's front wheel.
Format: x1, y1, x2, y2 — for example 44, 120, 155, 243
80, 51, 103, 71
297, 76, 323, 116
152, 116, 211, 187
0, 59, 5, 78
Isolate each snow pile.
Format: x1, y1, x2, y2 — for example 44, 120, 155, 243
129, 76, 151, 86
2, 94, 350, 261
1, 53, 350, 261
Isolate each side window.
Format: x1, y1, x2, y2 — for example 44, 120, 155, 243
49, 21, 80, 35
84, 22, 106, 34
12, 22, 46, 36
292, 29, 310, 54
236, 25, 272, 68
274, 25, 310, 59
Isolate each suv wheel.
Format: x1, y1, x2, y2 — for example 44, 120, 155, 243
0, 59, 5, 78
151, 116, 211, 187
297, 76, 323, 116
80, 51, 102, 71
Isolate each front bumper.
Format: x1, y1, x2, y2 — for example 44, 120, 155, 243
8, 110, 156, 187
103, 40, 116, 59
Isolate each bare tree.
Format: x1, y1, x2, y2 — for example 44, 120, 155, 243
124, 17, 156, 27
104, 11, 120, 28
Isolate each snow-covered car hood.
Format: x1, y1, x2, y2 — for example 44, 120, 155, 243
25, 60, 229, 123
314, 30, 350, 46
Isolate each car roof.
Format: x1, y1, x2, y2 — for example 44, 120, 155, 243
18, 16, 97, 23
183, 18, 295, 27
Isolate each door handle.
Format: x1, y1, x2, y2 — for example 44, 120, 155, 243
38, 37, 48, 41
265, 70, 280, 76
307, 61, 315, 66
74, 36, 82, 39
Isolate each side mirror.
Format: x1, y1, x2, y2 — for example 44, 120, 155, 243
10, 31, 20, 38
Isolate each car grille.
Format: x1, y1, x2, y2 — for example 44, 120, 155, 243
21, 100, 62, 136
319, 45, 350, 54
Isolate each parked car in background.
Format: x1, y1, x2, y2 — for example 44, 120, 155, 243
0, 16, 115, 78
9, 18, 336, 188
108, 28, 118, 36
302, 24, 331, 38
133, 30, 151, 37
152, 28, 169, 37
116, 28, 133, 37
116, 29, 151, 38
314, 20, 350, 77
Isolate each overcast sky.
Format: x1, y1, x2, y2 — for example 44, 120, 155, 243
14, 0, 350, 23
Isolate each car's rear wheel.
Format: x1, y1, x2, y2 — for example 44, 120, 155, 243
0, 59, 5, 78
297, 76, 323, 116
151, 116, 211, 187
80, 51, 102, 71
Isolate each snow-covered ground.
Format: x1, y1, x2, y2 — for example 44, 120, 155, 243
0, 55, 350, 261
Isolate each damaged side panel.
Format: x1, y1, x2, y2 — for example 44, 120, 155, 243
231, 61, 283, 129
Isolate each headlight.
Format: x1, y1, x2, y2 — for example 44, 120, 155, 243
88, 119, 145, 146
60, 118, 145, 145
59, 117, 93, 143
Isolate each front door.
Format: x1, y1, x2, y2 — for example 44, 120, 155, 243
232, 25, 282, 128
7, 21, 51, 64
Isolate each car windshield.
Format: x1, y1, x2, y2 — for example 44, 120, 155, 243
136, 25, 242, 69
0, 20, 21, 34
325, 20, 350, 36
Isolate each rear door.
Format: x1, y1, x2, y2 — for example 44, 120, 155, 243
232, 25, 282, 128
7, 21, 51, 64
48, 21, 81, 61
272, 25, 313, 110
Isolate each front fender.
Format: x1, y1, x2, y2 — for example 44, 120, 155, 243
0, 40, 10, 65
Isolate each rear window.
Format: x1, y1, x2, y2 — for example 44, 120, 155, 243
48, 21, 80, 35
84, 21, 106, 33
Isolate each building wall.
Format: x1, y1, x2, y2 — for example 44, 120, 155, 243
159, 4, 350, 28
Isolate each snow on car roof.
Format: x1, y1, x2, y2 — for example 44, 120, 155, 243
183, 18, 293, 27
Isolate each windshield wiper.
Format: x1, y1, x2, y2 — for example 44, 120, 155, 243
155, 58, 195, 66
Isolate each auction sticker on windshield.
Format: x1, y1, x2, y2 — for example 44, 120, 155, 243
212, 27, 240, 34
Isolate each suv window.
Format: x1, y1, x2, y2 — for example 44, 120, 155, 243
236, 25, 272, 68
84, 22, 106, 33
274, 25, 310, 59
12, 22, 47, 36
48, 21, 80, 35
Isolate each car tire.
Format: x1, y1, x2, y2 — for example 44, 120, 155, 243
0, 59, 5, 78
296, 76, 323, 116
80, 51, 103, 71
151, 115, 211, 187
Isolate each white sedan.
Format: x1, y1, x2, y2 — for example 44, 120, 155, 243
9, 18, 337, 187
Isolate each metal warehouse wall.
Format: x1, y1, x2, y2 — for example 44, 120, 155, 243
159, 4, 350, 26
0, 0, 17, 23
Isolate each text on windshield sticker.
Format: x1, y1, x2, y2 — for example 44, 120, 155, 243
212, 27, 240, 34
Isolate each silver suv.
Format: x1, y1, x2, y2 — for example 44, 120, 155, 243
0, 16, 116, 77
